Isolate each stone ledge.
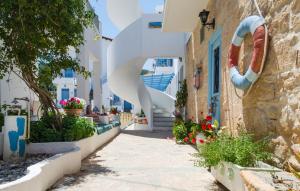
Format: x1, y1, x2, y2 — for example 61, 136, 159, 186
0, 127, 120, 191
240, 169, 300, 191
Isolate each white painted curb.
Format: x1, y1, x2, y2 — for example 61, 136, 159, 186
0, 127, 120, 191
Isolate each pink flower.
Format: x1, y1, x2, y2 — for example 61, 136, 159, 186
59, 100, 67, 106
76, 100, 80, 104
70, 97, 75, 101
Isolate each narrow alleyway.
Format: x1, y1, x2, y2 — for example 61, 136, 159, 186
51, 127, 226, 191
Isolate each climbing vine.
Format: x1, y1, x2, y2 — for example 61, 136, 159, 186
175, 79, 188, 110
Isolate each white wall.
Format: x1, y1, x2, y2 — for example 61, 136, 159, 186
0, 72, 39, 109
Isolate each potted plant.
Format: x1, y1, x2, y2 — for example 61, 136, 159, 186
196, 133, 279, 191
193, 115, 219, 148
109, 107, 120, 122
60, 97, 85, 116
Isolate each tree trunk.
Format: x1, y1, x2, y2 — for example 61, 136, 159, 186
21, 72, 62, 129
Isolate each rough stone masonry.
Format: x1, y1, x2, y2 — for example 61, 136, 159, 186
185, 0, 300, 170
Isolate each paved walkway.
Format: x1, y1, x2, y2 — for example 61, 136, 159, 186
51, 128, 226, 191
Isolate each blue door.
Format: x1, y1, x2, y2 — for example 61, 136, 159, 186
208, 29, 222, 123
61, 88, 70, 100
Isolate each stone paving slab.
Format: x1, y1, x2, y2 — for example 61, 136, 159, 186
50, 128, 226, 191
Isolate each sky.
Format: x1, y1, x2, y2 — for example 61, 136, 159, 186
90, 0, 164, 38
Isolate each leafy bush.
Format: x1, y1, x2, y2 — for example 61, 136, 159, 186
197, 134, 271, 167
62, 116, 95, 141
30, 121, 62, 143
172, 120, 187, 142
30, 116, 95, 142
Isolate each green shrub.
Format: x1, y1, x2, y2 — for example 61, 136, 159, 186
62, 116, 95, 141
30, 121, 62, 143
197, 134, 271, 167
30, 116, 95, 142
172, 120, 187, 142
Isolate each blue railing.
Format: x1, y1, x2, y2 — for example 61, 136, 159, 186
142, 73, 175, 91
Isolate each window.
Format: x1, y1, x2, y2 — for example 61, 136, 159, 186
64, 68, 74, 78
149, 22, 162, 29
213, 47, 220, 94
113, 95, 121, 105
61, 88, 70, 100
74, 88, 77, 97
155, 59, 173, 67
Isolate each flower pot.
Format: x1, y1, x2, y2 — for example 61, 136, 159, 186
64, 109, 82, 116
196, 132, 206, 148
99, 116, 110, 125
110, 114, 120, 122
211, 161, 281, 191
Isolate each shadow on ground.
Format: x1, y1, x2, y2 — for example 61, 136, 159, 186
49, 152, 118, 190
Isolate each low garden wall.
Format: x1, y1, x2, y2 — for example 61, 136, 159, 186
0, 126, 120, 191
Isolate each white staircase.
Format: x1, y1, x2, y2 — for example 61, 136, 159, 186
107, 11, 185, 130
153, 105, 174, 131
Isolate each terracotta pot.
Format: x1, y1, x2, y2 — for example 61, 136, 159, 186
64, 109, 82, 116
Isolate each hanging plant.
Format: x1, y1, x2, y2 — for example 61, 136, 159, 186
175, 79, 188, 110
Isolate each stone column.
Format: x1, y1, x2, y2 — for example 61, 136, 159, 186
93, 60, 102, 110
77, 48, 90, 104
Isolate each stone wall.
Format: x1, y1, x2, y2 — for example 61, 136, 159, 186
185, 0, 300, 168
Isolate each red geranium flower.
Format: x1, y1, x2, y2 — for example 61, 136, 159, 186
201, 124, 206, 131
206, 116, 212, 121
184, 137, 189, 143
207, 124, 212, 130
191, 138, 196, 144
199, 139, 205, 144
70, 97, 75, 101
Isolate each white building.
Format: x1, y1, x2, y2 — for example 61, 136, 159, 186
53, 2, 102, 111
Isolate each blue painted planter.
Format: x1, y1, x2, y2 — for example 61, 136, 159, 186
3, 116, 27, 161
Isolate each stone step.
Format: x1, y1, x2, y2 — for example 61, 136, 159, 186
153, 121, 174, 127
153, 112, 173, 117
153, 126, 173, 131
153, 116, 175, 122
153, 108, 164, 113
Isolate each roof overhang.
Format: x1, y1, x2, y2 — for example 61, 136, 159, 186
162, 0, 209, 32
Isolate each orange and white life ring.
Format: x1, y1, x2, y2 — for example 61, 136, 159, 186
228, 15, 267, 91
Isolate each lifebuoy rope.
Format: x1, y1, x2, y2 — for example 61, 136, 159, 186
234, 0, 268, 99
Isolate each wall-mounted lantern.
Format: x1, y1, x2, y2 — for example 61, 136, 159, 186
199, 9, 215, 30
194, 67, 201, 90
